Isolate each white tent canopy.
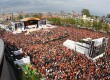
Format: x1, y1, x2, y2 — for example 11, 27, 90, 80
14, 56, 30, 65
92, 37, 104, 46
63, 37, 108, 60
63, 40, 90, 55
13, 48, 23, 56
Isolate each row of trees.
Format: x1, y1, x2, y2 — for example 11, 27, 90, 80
17, 13, 43, 20
81, 9, 91, 17
47, 17, 110, 32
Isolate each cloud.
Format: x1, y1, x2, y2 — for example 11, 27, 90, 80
0, 0, 110, 16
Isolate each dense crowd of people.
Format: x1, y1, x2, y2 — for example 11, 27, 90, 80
0, 26, 110, 80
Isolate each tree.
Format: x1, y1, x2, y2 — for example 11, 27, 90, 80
32, 14, 38, 18
92, 21, 103, 30
17, 15, 23, 20
102, 23, 110, 32
93, 21, 98, 30
32, 13, 43, 19
38, 13, 43, 19
83, 20, 91, 28
24, 14, 29, 18
48, 18, 61, 25
79, 19, 84, 27
65, 18, 75, 25
81, 9, 91, 17
106, 14, 110, 18
97, 21, 102, 30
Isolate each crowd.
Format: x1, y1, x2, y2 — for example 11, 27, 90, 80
0, 26, 110, 80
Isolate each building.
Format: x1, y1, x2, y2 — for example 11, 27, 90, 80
0, 13, 14, 21
82, 15, 94, 23
103, 18, 110, 25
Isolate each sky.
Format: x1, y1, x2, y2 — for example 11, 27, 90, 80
0, 0, 110, 16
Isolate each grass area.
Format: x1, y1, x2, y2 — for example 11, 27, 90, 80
16, 64, 41, 80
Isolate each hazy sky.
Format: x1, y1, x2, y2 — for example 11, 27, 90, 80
0, 0, 110, 16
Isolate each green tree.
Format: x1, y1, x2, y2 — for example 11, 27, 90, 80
17, 15, 23, 20
48, 18, 61, 25
32, 13, 43, 19
32, 14, 38, 18
24, 14, 29, 18
79, 19, 84, 27
93, 21, 98, 30
69, 18, 76, 25
65, 18, 75, 25
92, 21, 103, 30
75, 18, 81, 25
81, 9, 91, 17
83, 20, 90, 28
102, 23, 110, 32
38, 13, 43, 19
106, 14, 110, 18
97, 21, 102, 30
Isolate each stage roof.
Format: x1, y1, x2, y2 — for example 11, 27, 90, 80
21, 17, 40, 22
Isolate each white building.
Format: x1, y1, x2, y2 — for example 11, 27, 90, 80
82, 15, 93, 23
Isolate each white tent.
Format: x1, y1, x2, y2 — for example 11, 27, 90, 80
14, 56, 30, 65
92, 37, 105, 46
63, 40, 90, 55
63, 37, 108, 60
13, 48, 23, 56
